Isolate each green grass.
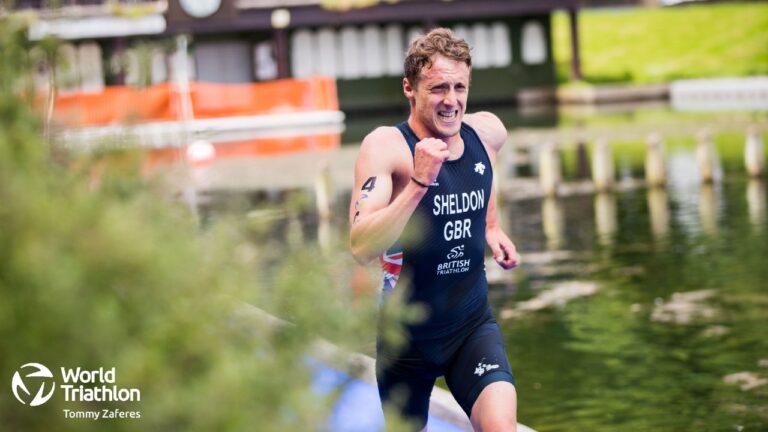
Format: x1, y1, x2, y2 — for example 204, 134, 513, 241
552, 3, 768, 83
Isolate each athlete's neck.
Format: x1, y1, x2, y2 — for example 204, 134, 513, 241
406, 118, 464, 160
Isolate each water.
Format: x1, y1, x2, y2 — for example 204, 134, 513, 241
340, 105, 767, 431
153, 103, 768, 431
500, 177, 768, 431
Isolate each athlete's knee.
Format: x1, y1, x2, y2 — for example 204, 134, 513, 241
472, 414, 516, 432
470, 381, 517, 432
471, 406, 516, 432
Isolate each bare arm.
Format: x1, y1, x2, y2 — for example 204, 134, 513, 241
465, 112, 519, 269
349, 127, 449, 264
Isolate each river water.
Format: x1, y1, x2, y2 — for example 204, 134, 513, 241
170, 103, 767, 431
344, 105, 768, 431
498, 176, 767, 431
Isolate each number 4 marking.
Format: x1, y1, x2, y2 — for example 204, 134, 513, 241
361, 176, 377, 192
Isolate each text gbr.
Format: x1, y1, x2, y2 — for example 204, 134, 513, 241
433, 189, 485, 241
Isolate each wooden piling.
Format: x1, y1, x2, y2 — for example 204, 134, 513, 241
647, 187, 670, 239
538, 141, 561, 197
494, 147, 505, 207
747, 179, 766, 229
591, 139, 615, 192
594, 192, 617, 246
699, 183, 718, 234
318, 218, 332, 252
542, 196, 564, 251
314, 164, 334, 221
696, 129, 719, 184
745, 126, 765, 177
645, 133, 667, 188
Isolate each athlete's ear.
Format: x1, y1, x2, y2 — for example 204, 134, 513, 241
403, 77, 415, 100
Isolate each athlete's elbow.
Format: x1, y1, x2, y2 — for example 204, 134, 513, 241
351, 247, 375, 265
350, 237, 376, 265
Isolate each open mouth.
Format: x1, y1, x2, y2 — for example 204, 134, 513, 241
438, 110, 458, 122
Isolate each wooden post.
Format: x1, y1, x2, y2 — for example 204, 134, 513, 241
696, 129, 719, 184
494, 147, 504, 208
505, 133, 518, 178
542, 196, 564, 251
591, 139, 614, 192
567, 8, 583, 81
745, 126, 765, 177
645, 133, 666, 188
747, 179, 766, 229
699, 183, 718, 235
647, 187, 669, 240
538, 141, 561, 197
318, 218, 332, 253
314, 164, 334, 222
594, 192, 617, 246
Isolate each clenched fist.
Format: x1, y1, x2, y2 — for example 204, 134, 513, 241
412, 138, 450, 185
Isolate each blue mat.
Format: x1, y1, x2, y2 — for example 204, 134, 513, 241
310, 359, 465, 432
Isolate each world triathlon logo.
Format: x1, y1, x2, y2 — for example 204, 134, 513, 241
12, 363, 56, 406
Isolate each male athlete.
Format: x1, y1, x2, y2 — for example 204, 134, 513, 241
349, 28, 519, 431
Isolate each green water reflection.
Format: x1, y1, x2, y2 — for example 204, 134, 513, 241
501, 176, 768, 431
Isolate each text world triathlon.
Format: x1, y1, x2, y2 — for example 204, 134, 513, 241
60, 368, 140, 402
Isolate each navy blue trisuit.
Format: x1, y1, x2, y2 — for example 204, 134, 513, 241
376, 121, 515, 429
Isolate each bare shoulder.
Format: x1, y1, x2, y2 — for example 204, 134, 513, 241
464, 111, 508, 153
356, 126, 411, 170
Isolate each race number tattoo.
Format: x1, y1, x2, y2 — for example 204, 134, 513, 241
361, 176, 377, 192
352, 177, 376, 224
353, 194, 369, 225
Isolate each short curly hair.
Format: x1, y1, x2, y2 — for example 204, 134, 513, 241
404, 27, 472, 86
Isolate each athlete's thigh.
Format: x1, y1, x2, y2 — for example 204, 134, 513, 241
444, 319, 515, 417
376, 344, 437, 429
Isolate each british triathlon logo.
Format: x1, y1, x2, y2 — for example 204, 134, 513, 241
12, 363, 56, 406
446, 245, 465, 259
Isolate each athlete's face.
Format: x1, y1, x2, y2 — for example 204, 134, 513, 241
404, 55, 470, 142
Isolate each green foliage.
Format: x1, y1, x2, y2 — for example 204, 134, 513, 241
552, 3, 768, 83
0, 16, 412, 431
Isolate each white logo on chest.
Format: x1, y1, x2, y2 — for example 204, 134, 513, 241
446, 245, 464, 259
474, 162, 486, 175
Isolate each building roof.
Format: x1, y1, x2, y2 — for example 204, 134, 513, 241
170, 0, 581, 34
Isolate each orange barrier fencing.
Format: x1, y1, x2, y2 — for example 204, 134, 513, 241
53, 76, 339, 127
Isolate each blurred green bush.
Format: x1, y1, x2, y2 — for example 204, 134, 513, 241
0, 16, 413, 431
